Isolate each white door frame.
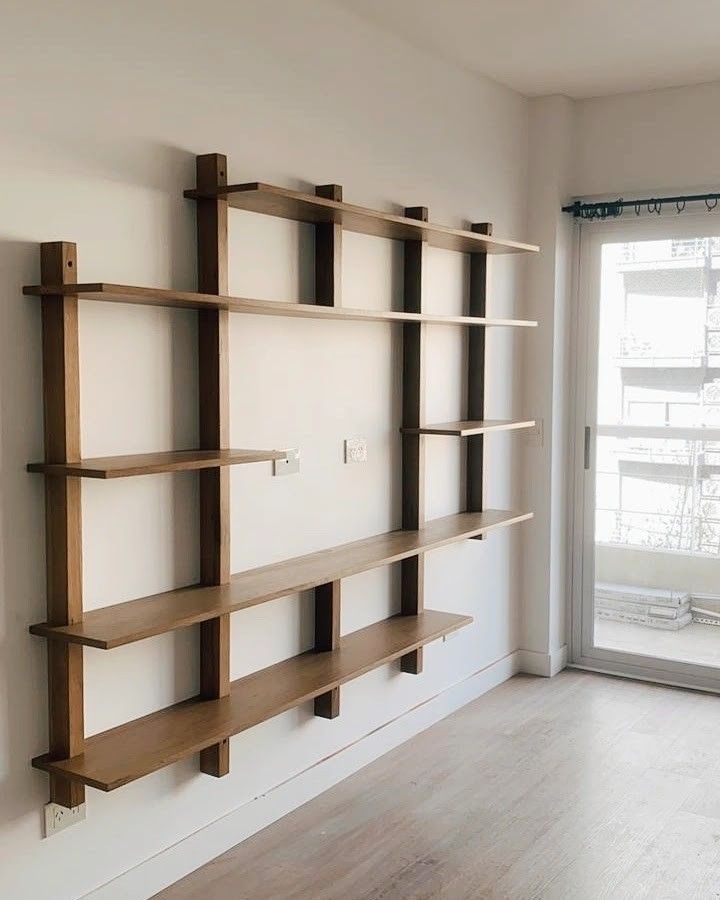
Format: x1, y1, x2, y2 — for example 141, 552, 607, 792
569, 211, 720, 693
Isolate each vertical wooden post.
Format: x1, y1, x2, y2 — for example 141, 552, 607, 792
467, 224, 491, 536
41, 241, 85, 808
196, 153, 231, 776
400, 206, 428, 674
315, 184, 343, 307
314, 183, 343, 717
313, 581, 341, 718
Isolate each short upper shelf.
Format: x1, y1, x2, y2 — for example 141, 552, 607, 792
184, 182, 540, 256
30, 508, 532, 649
27, 448, 285, 479
402, 419, 536, 437
32, 610, 472, 791
24, 283, 538, 329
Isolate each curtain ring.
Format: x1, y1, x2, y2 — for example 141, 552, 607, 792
635, 202, 641, 216
656, 201, 662, 215
706, 198, 718, 211
676, 200, 686, 214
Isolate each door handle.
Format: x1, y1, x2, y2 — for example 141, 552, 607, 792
584, 426, 592, 470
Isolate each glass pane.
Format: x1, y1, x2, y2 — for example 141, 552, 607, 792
593, 236, 720, 667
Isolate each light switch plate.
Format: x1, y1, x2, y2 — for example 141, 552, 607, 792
44, 801, 86, 838
273, 448, 300, 476
344, 438, 368, 464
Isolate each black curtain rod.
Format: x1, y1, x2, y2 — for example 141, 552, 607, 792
562, 191, 720, 219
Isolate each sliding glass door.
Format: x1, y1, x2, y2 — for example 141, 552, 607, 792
572, 216, 720, 689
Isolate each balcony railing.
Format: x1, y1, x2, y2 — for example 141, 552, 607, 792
595, 423, 720, 556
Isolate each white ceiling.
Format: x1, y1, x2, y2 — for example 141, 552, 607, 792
333, 0, 720, 99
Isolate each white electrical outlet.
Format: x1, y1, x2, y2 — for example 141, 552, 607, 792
344, 438, 367, 464
44, 801, 86, 837
273, 448, 300, 476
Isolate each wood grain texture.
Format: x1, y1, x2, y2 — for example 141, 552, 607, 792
314, 581, 341, 719
30, 509, 532, 649
467, 223, 490, 536
183, 182, 539, 255
40, 241, 85, 808
315, 184, 342, 306
27, 448, 285, 478
401, 419, 535, 437
195, 153, 229, 298
400, 206, 428, 674
157, 671, 720, 900
312, 181, 343, 717
24, 283, 538, 328
199, 615, 230, 774
399, 555, 424, 675
32, 611, 472, 792
196, 153, 231, 778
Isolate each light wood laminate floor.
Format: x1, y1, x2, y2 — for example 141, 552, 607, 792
157, 671, 720, 900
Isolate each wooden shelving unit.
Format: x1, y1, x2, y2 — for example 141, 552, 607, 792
30, 509, 532, 649
32, 610, 470, 792
27, 154, 538, 807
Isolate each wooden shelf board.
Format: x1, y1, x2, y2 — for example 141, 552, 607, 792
32, 610, 472, 791
27, 448, 285, 479
184, 182, 539, 256
402, 419, 536, 437
30, 509, 532, 649
24, 284, 538, 329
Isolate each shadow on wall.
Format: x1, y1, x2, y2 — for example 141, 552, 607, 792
0, 141, 201, 833
15, 139, 198, 288
0, 237, 53, 832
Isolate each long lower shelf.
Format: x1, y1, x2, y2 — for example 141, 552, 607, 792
30, 509, 532, 649
33, 610, 471, 791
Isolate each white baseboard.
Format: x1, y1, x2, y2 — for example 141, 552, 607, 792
83, 650, 521, 900
518, 644, 568, 677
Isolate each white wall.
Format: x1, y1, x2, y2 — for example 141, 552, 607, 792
0, 2, 532, 897
520, 97, 575, 674
575, 81, 720, 197
520, 81, 720, 670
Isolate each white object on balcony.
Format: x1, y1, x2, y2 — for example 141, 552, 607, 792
595, 583, 689, 607
595, 582, 692, 630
